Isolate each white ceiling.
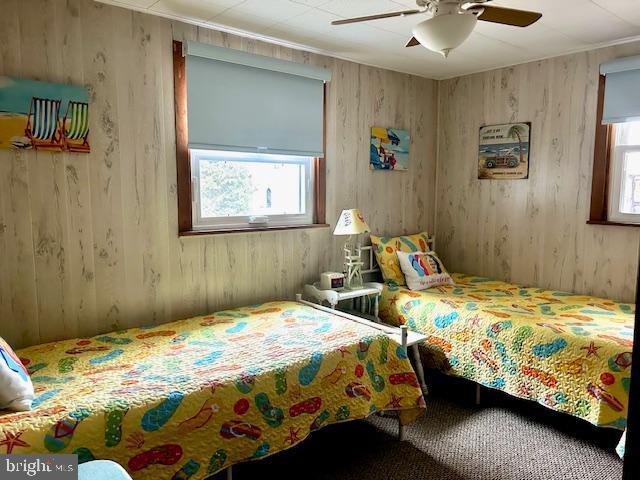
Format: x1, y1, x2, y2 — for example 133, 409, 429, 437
98, 0, 640, 79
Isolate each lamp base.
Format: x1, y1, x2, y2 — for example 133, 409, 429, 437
345, 275, 363, 290
343, 240, 364, 290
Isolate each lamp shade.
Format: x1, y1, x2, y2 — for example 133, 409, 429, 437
333, 209, 370, 236
412, 13, 477, 58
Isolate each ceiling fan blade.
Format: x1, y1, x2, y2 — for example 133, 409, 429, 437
467, 5, 542, 27
405, 36, 421, 47
331, 9, 422, 26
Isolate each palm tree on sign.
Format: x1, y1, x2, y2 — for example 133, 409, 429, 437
507, 124, 527, 165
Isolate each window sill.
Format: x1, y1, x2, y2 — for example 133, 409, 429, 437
586, 220, 640, 228
179, 223, 330, 237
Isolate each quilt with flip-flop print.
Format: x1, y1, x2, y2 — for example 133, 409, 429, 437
0, 301, 424, 479
379, 274, 634, 430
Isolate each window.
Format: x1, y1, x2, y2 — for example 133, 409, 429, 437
191, 150, 314, 230
172, 40, 330, 234
609, 122, 640, 223
589, 56, 640, 227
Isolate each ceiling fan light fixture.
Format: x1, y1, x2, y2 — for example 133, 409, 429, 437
412, 13, 477, 57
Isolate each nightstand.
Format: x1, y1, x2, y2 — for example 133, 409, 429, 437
303, 282, 383, 318
302, 282, 428, 397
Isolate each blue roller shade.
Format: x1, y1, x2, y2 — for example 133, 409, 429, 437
601, 55, 640, 124
185, 41, 330, 157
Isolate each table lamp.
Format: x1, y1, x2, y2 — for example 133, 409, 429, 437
333, 209, 370, 289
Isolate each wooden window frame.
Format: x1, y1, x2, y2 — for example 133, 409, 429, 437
172, 40, 328, 236
588, 74, 639, 228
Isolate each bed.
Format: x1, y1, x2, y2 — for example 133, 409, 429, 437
378, 273, 634, 431
0, 301, 425, 479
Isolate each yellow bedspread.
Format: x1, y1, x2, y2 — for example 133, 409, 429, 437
1, 301, 424, 479
380, 274, 634, 429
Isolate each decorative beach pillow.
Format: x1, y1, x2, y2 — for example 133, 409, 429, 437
370, 232, 431, 285
0, 337, 34, 411
396, 251, 454, 291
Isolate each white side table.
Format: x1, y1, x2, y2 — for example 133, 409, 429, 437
302, 282, 428, 398
303, 282, 383, 318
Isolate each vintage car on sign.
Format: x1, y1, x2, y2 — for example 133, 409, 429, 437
485, 147, 520, 169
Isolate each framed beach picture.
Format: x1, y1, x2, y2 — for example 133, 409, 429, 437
478, 122, 530, 179
370, 127, 410, 171
0, 76, 90, 153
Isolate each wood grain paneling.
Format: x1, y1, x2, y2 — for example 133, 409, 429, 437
436, 42, 640, 303
0, 0, 437, 348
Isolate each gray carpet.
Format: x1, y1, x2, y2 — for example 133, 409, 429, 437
212, 374, 624, 480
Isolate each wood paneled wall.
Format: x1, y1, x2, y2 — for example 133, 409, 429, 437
3, 0, 637, 348
0, 0, 438, 348
436, 42, 640, 303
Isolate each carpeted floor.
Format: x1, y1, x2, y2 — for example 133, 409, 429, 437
211, 372, 624, 480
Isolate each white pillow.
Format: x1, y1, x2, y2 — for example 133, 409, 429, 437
396, 251, 454, 291
0, 337, 34, 411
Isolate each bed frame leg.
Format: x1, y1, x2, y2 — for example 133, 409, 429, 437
226, 466, 232, 480
475, 383, 481, 406
398, 420, 405, 441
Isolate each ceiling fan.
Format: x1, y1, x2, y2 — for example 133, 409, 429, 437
331, 0, 542, 58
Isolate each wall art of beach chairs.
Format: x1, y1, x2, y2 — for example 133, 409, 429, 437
0, 76, 90, 153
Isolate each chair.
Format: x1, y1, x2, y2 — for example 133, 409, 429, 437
24, 97, 63, 150
62, 100, 90, 152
